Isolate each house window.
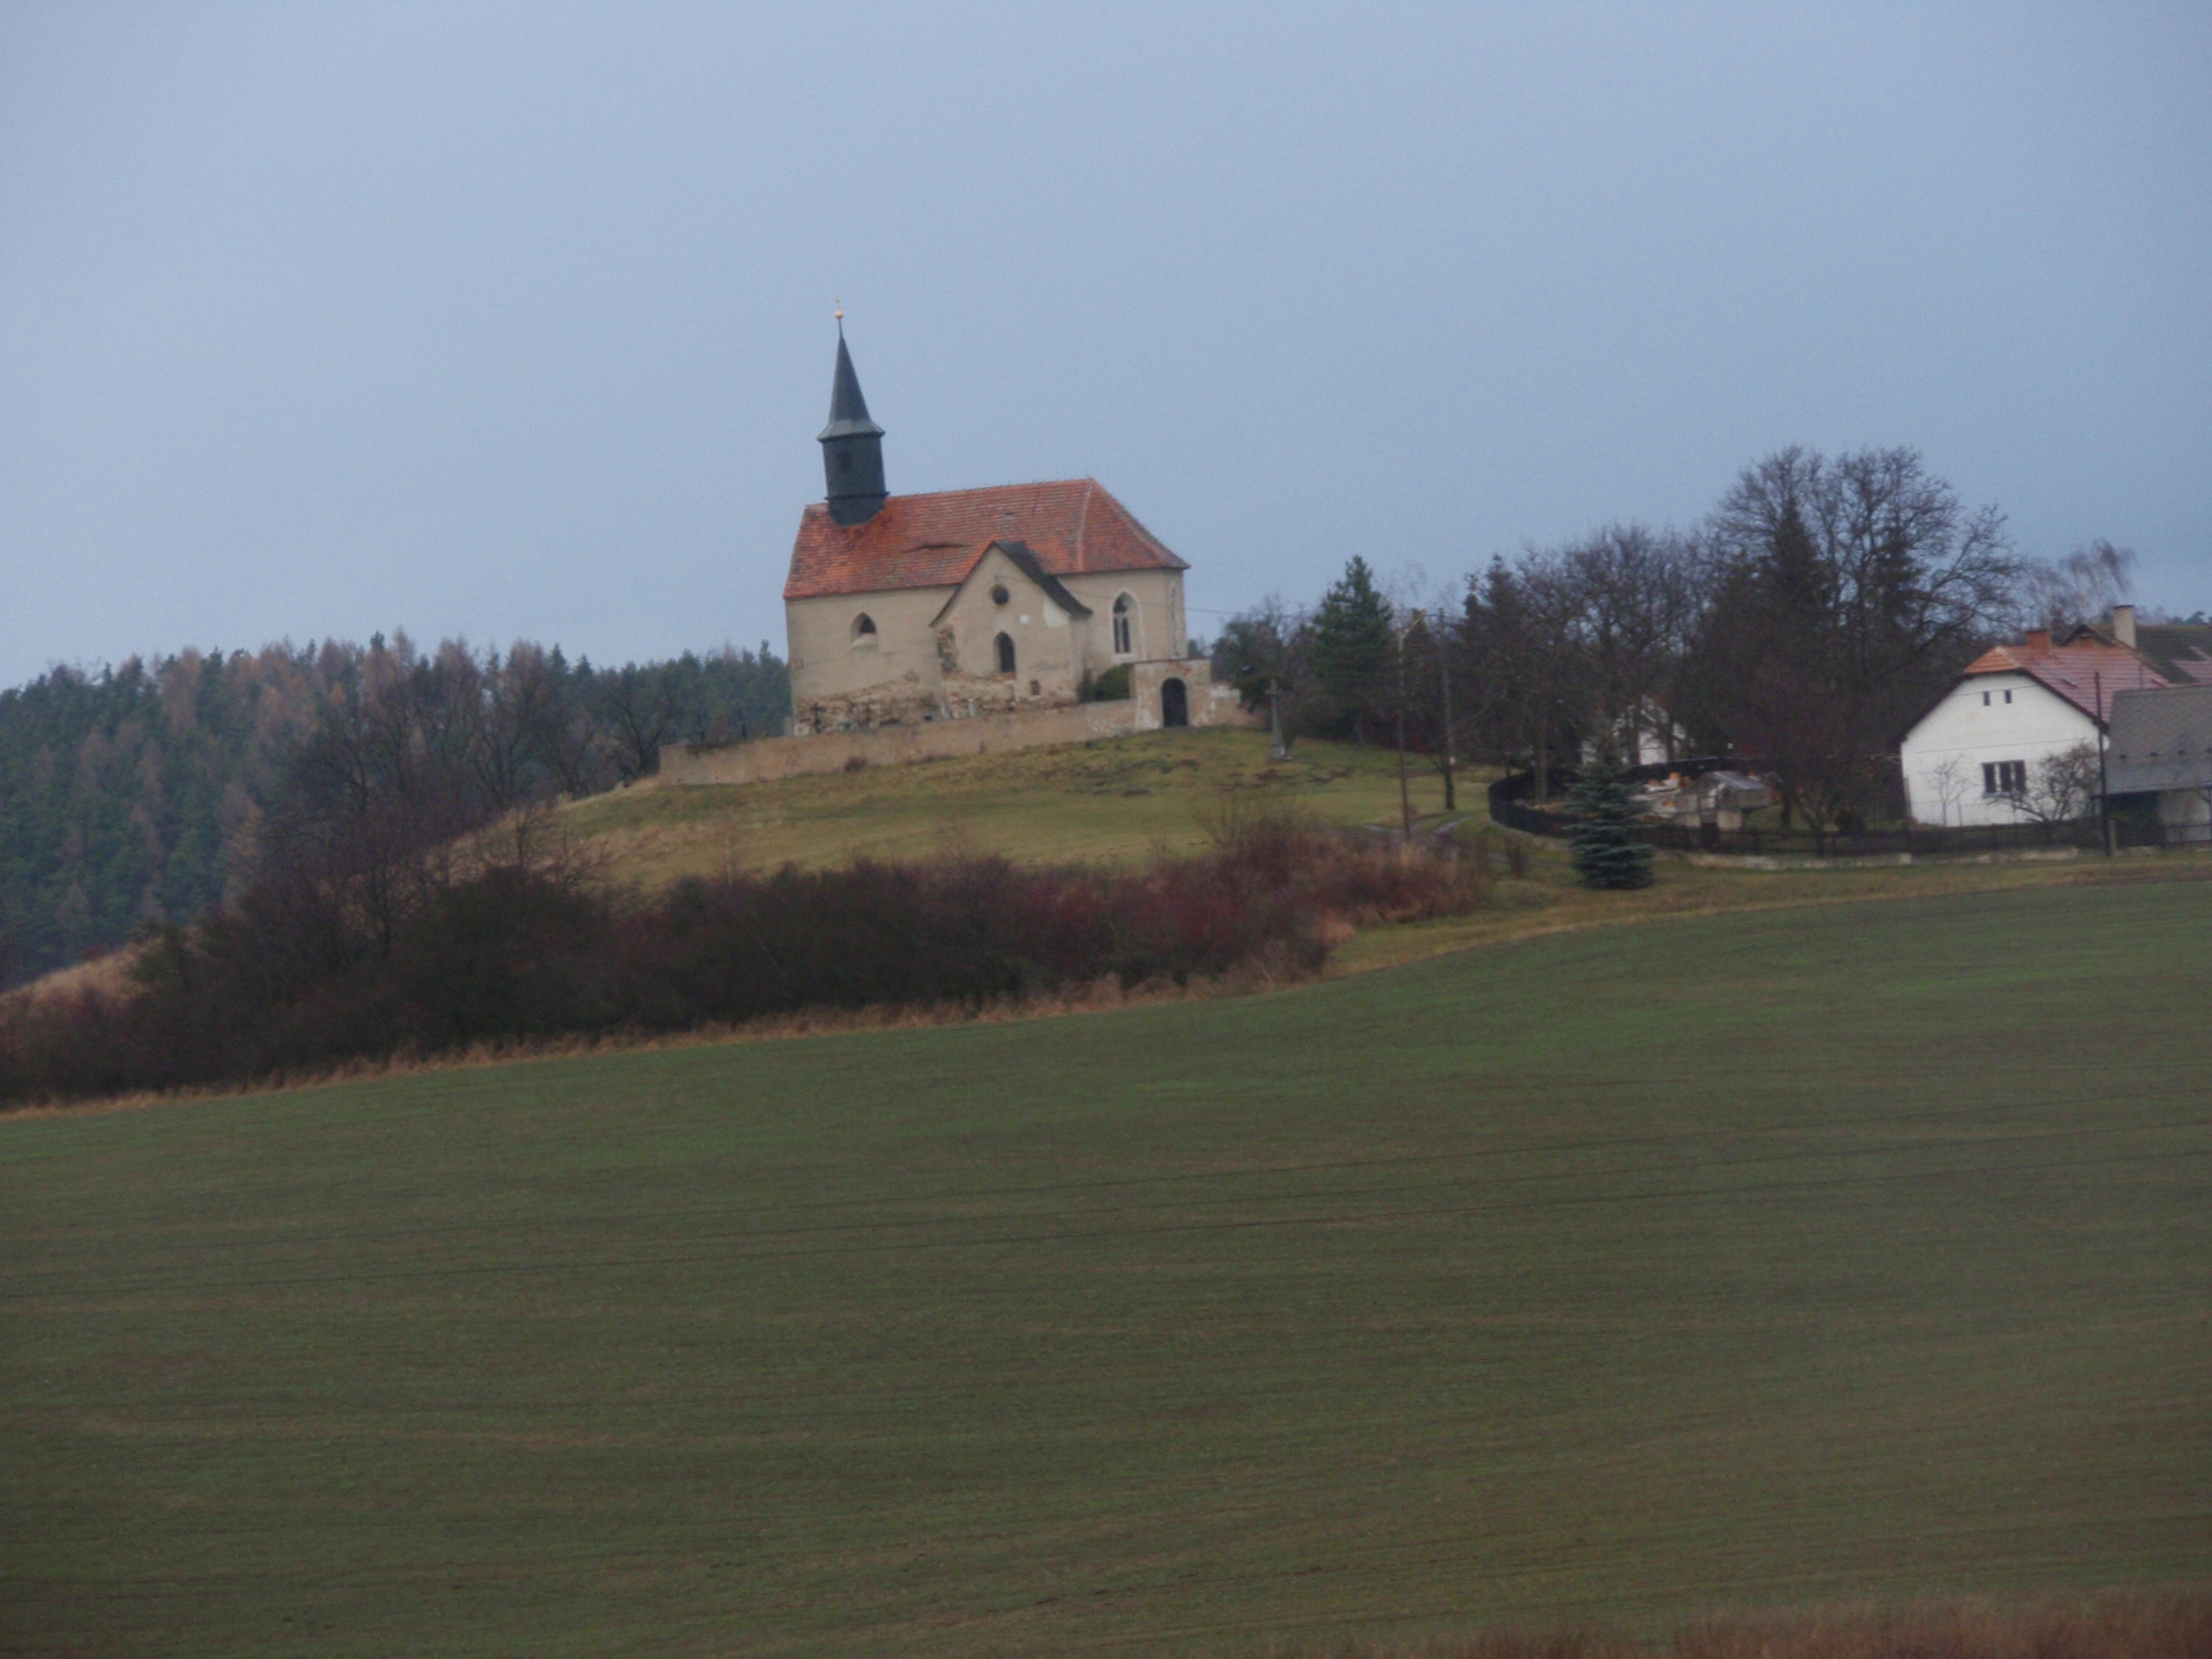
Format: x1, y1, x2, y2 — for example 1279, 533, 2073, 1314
1982, 760, 2027, 797
1982, 691, 1991, 706
2004, 689, 2013, 703
996, 632, 1016, 675
1112, 594, 1134, 656
851, 613, 878, 648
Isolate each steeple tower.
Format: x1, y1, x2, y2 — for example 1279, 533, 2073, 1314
819, 318, 887, 526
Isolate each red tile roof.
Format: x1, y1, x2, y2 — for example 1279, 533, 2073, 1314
1962, 631, 2170, 721
784, 478, 1186, 601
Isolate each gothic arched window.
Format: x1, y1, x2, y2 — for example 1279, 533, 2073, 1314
1112, 593, 1135, 657
995, 632, 1016, 675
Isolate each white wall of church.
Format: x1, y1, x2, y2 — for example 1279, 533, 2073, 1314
786, 559, 1189, 733
786, 587, 951, 707
936, 544, 1085, 698
1061, 570, 1184, 670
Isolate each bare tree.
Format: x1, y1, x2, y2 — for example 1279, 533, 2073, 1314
516, 646, 602, 797
2012, 742, 2101, 830
1559, 524, 1701, 766
472, 646, 549, 811
1926, 754, 1971, 827
1465, 553, 1586, 804
592, 665, 683, 781
2019, 540, 2135, 632
266, 642, 482, 959
1682, 446, 2021, 828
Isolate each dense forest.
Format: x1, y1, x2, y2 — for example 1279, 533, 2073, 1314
0, 637, 786, 986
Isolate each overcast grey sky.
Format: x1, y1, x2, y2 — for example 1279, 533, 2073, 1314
3, 4, 2206, 685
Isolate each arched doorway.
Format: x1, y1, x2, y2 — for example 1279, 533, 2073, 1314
1161, 677, 1189, 728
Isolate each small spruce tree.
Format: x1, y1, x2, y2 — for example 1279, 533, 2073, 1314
1309, 556, 1396, 740
1566, 757, 1655, 889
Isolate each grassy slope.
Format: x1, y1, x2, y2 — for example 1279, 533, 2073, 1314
4, 881, 2209, 1657
545, 724, 2202, 982
555, 728, 1461, 886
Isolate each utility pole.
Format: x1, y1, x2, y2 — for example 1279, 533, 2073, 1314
1396, 613, 1415, 846
1268, 677, 1289, 762
2095, 670, 2114, 856
1437, 626, 1457, 814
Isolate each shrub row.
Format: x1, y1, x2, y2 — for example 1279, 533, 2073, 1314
0, 815, 1483, 1105
1280, 1591, 2212, 1659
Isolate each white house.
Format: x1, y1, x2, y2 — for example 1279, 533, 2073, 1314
1581, 696, 1692, 769
1899, 613, 2169, 827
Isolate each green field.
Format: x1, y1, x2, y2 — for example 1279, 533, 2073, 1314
4, 880, 2208, 1655
555, 728, 1463, 889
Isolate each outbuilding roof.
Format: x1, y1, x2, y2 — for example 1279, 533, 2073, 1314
2106, 684, 2212, 794
2127, 622, 2212, 688
785, 478, 1186, 601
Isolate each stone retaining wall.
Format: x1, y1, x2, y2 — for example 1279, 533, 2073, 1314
660, 660, 1256, 787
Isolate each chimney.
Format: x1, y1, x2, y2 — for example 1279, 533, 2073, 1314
2113, 604, 2137, 647
2025, 629, 2052, 654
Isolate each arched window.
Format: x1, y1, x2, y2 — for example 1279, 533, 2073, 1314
995, 633, 1016, 675
851, 613, 878, 648
1112, 593, 1134, 656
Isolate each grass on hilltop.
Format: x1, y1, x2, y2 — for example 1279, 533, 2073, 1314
4, 877, 2208, 1657
556, 728, 1462, 886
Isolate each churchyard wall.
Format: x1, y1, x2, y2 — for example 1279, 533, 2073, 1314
661, 660, 1256, 786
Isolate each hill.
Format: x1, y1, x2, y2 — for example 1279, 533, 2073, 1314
552, 727, 1468, 889
4, 878, 2207, 1655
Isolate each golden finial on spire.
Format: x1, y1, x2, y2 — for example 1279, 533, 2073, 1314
834, 296, 844, 323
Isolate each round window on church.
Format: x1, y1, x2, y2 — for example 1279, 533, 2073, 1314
991, 585, 1010, 607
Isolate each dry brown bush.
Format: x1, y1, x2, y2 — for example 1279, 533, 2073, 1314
1234, 1591, 2212, 1659
0, 819, 1486, 1107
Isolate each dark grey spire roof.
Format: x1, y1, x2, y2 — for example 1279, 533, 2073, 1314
818, 330, 884, 442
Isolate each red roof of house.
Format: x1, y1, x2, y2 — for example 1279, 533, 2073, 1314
1962, 630, 2170, 721
783, 478, 1186, 601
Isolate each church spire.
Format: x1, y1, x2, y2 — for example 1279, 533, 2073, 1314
819, 318, 887, 526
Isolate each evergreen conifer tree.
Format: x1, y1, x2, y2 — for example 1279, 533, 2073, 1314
1310, 557, 1395, 739
1566, 757, 1655, 889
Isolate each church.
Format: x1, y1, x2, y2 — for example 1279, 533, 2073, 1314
782, 328, 1206, 735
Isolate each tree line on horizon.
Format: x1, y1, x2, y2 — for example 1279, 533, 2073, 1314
0, 636, 786, 987
1212, 444, 2175, 831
